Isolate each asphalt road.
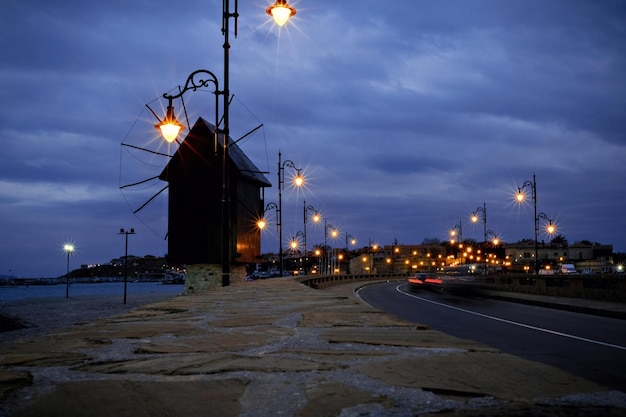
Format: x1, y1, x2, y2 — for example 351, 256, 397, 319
357, 281, 626, 392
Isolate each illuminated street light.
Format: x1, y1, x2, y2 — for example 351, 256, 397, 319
258, 202, 278, 231
449, 220, 463, 244
278, 151, 305, 276
487, 230, 500, 246
303, 201, 320, 275
345, 233, 356, 251
266, 0, 297, 26
538, 213, 557, 236
324, 221, 339, 275
118, 228, 136, 304
63, 243, 75, 299
516, 174, 556, 274
289, 231, 305, 273
470, 202, 488, 243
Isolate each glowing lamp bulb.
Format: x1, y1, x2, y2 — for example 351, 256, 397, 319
156, 104, 184, 143
516, 192, 525, 202
293, 174, 304, 187
257, 219, 267, 230
266, 0, 296, 26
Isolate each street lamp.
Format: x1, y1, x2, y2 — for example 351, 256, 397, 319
258, 202, 278, 231
345, 233, 356, 251
324, 221, 339, 275
470, 202, 488, 243
516, 174, 557, 274
118, 228, 136, 304
152, 1, 295, 287
266, 0, 297, 26
303, 200, 320, 274
486, 230, 500, 246
449, 220, 463, 244
369, 240, 379, 274
278, 151, 305, 276
344, 232, 356, 274
63, 243, 74, 298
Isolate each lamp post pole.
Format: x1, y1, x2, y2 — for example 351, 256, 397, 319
517, 174, 538, 274
63, 244, 74, 299
324, 221, 337, 275
119, 228, 136, 304
303, 201, 320, 275
345, 232, 355, 274
277, 151, 304, 277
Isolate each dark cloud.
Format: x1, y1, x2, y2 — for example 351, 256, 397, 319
1, 0, 625, 276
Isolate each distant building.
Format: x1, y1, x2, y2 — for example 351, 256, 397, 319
159, 118, 271, 266
504, 240, 613, 272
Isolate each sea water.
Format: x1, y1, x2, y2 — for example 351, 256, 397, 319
0, 282, 183, 302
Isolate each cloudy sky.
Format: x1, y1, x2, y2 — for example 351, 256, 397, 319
1, 0, 625, 277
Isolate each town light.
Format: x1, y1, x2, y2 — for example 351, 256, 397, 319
266, 0, 297, 26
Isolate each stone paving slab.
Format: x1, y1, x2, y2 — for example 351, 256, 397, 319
1, 278, 625, 416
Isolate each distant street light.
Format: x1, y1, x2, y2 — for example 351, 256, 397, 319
449, 220, 463, 244
516, 174, 557, 274
303, 201, 320, 274
118, 228, 136, 304
278, 151, 305, 276
470, 202, 488, 243
487, 230, 500, 246
63, 243, 74, 298
324, 221, 339, 275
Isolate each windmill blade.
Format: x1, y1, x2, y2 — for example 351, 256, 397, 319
122, 143, 172, 158
231, 123, 263, 147
119, 175, 161, 190
133, 184, 169, 214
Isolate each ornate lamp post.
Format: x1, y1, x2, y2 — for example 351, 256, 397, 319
486, 230, 500, 246
118, 228, 136, 304
324, 221, 339, 275
470, 202, 488, 243
344, 232, 356, 274
277, 151, 304, 276
449, 220, 463, 244
63, 243, 74, 298
303, 201, 320, 275
288, 231, 305, 273
258, 202, 278, 231
516, 174, 558, 274
152, 0, 296, 287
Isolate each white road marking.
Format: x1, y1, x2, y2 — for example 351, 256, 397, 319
395, 284, 626, 351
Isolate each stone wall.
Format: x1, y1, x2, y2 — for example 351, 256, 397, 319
184, 264, 248, 294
